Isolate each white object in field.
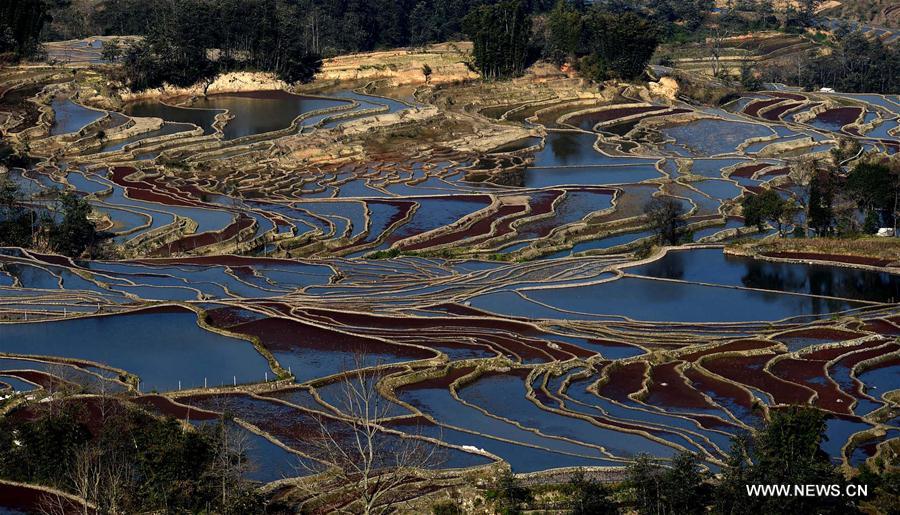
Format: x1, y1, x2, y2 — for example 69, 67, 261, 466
876, 228, 895, 237
820, 87, 835, 93
462, 445, 487, 454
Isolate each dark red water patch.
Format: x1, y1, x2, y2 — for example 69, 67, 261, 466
768, 92, 806, 101
302, 307, 538, 334
863, 319, 900, 336
229, 317, 435, 360
703, 354, 813, 405
769, 358, 853, 414
757, 167, 789, 178
681, 339, 775, 362
729, 163, 771, 178
775, 328, 863, 343
744, 98, 783, 118
204, 305, 267, 329
27, 251, 75, 267
381, 415, 437, 429
813, 107, 862, 128
762, 102, 803, 121
645, 362, 716, 410
476, 333, 553, 362
110, 167, 199, 208
149, 215, 252, 257
597, 361, 647, 402
682, 366, 755, 410
0, 370, 61, 390
744, 185, 766, 195
298, 308, 596, 360
135, 394, 219, 420
423, 302, 515, 318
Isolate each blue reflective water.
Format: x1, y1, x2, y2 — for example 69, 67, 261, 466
508, 277, 864, 322
191, 92, 348, 140
125, 101, 221, 135
50, 98, 105, 136
0, 309, 271, 392
459, 373, 678, 458
663, 119, 773, 156
525, 164, 661, 188
628, 248, 900, 303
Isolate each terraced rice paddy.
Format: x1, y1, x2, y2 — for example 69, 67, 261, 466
1, 67, 898, 495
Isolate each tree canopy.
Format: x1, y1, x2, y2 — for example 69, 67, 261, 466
0, 0, 55, 61
464, 0, 534, 79
644, 196, 687, 245
741, 188, 797, 235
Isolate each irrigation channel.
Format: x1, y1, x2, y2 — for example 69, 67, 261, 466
1, 69, 899, 496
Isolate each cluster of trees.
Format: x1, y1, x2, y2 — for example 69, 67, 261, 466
463, 1, 534, 79
0, 174, 100, 257
103, 0, 662, 87
644, 196, 688, 245
742, 156, 900, 237
0, 398, 265, 513
472, 407, 898, 515
792, 31, 898, 94
626, 406, 894, 515
741, 188, 799, 236
542, 1, 660, 80
0, 0, 57, 61
115, 0, 326, 90
46, 0, 555, 56
577, 0, 818, 43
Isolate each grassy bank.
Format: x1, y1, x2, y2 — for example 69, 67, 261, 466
731, 237, 900, 265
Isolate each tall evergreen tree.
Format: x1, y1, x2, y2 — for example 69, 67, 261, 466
464, 0, 533, 79
546, 0, 582, 64
581, 10, 659, 80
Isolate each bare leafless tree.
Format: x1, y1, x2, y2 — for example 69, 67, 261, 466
302, 353, 443, 515
67, 405, 133, 514
213, 419, 254, 509
38, 493, 72, 515
38, 486, 96, 515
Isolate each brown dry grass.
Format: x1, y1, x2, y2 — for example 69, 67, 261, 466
738, 237, 900, 263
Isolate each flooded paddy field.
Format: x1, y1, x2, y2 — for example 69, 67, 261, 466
2, 65, 899, 489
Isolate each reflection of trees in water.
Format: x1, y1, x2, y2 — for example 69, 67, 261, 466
548, 133, 585, 164
837, 270, 900, 304
640, 251, 685, 280
740, 261, 807, 293
740, 262, 844, 314
809, 266, 900, 304
741, 261, 900, 312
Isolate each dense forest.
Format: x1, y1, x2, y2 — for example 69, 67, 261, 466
763, 30, 900, 94
0, 398, 266, 513
0, 174, 100, 258
42, 0, 554, 55
2, 0, 899, 94
0, 0, 57, 61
